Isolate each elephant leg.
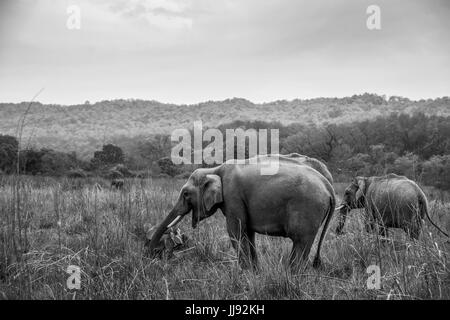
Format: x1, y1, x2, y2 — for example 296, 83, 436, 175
404, 218, 422, 240
409, 226, 421, 240
226, 218, 254, 270
288, 235, 315, 272
247, 231, 258, 268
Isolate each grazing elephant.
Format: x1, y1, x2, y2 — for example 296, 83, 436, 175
335, 174, 448, 239
111, 179, 124, 189
146, 154, 336, 269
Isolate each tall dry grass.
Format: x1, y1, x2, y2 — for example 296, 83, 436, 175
0, 176, 448, 299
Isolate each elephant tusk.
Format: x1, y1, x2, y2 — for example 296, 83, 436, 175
334, 205, 345, 211
167, 215, 182, 229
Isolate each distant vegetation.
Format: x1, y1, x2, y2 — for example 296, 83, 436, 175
1, 110, 449, 189
0, 94, 449, 159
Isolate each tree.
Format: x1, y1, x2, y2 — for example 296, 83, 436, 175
40, 149, 75, 176
157, 157, 179, 177
346, 153, 371, 176
422, 155, 450, 190
19, 149, 44, 175
137, 134, 171, 164
0, 135, 18, 173
392, 153, 420, 180
91, 144, 124, 167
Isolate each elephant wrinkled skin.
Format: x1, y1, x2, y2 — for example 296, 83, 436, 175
276, 153, 334, 185
146, 154, 336, 269
335, 173, 448, 239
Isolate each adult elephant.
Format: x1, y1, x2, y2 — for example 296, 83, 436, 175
335, 174, 448, 239
146, 154, 336, 269
276, 153, 334, 185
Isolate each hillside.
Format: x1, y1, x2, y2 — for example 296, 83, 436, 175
0, 94, 449, 159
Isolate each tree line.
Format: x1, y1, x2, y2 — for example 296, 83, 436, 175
0, 112, 449, 189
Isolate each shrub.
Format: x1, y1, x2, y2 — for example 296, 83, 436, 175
106, 170, 124, 180
67, 169, 87, 179
157, 157, 179, 177
111, 164, 134, 178
0, 135, 18, 173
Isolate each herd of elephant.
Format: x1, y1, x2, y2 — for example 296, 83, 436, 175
146, 153, 448, 270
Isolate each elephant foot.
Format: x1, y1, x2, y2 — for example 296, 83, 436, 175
238, 260, 257, 271
312, 256, 322, 269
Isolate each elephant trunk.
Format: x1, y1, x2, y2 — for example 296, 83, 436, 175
335, 203, 350, 235
146, 208, 184, 255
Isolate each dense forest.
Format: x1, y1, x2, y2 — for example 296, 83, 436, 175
0, 93, 449, 159
1, 111, 449, 189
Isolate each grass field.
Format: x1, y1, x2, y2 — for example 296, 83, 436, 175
0, 175, 449, 299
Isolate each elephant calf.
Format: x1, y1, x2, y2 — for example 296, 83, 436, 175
147, 154, 336, 270
335, 173, 448, 239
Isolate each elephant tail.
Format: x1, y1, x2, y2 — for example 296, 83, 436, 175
313, 195, 335, 268
420, 194, 449, 238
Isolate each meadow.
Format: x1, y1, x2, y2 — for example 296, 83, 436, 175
0, 175, 449, 299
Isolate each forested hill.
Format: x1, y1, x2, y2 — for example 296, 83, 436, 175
0, 93, 449, 159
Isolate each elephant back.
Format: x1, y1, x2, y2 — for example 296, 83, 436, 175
278, 153, 334, 184
366, 175, 423, 225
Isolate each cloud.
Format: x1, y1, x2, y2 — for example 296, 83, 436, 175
105, 0, 193, 30
0, 0, 448, 104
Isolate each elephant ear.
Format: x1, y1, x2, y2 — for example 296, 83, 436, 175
355, 176, 366, 200
202, 174, 223, 211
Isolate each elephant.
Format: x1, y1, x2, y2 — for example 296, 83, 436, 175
335, 173, 448, 239
111, 179, 124, 190
276, 153, 333, 184
146, 154, 336, 269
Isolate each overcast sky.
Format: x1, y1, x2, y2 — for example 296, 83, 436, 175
0, 0, 449, 105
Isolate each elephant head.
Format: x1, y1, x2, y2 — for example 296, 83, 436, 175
146, 169, 223, 256
335, 176, 368, 234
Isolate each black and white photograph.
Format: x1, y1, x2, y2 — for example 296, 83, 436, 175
0, 0, 449, 303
